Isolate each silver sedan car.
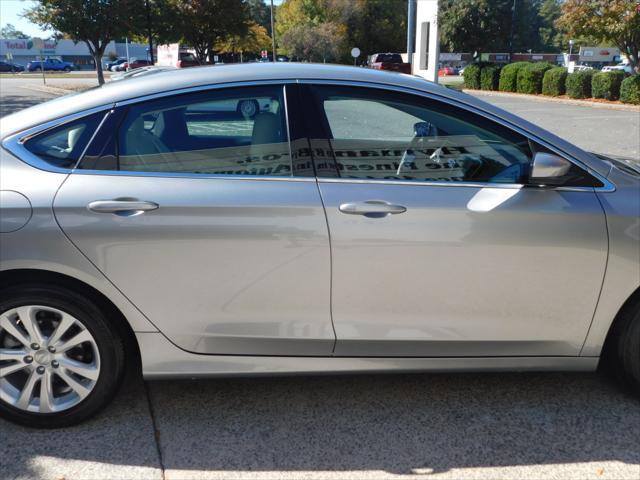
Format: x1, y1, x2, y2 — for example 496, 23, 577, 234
1, 64, 639, 428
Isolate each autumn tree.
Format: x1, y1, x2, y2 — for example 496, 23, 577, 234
557, 0, 640, 71
217, 22, 272, 62
24, 0, 144, 85
276, 0, 405, 63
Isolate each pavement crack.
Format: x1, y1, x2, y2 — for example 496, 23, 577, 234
144, 381, 167, 480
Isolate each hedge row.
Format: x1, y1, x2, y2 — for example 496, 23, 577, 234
464, 61, 639, 104
517, 62, 554, 94
541, 67, 568, 96
620, 75, 640, 104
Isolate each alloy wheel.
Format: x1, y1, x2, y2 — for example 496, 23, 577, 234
0, 305, 101, 413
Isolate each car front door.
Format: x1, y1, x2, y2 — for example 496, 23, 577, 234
53, 83, 335, 355
303, 84, 608, 357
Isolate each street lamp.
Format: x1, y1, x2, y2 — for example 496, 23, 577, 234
270, 0, 277, 62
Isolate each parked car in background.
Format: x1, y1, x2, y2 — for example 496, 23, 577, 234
105, 58, 126, 71
573, 64, 594, 72
0, 61, 24, 73
369, 53, 411, 74
117, 59, 153, 71
110, 65, 176, 81
26, 58, 75, 72
602, 63, 634, 74
1, 64, 639, 429
438, 66, 457, 76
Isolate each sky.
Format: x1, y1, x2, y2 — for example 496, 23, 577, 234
0, 0, 282, 38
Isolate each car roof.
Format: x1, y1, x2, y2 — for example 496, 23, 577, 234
0, 62, 610, 176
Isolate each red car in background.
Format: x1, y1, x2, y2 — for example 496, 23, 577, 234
116, 59, 153, 71
369, 53, 411, 74
438, 66, 457, 76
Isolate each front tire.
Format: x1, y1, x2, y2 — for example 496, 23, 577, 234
605, 294, 640, 395
0, 285, 125, 428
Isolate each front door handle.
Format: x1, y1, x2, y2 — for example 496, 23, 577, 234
339, 200, 407, 216
87, 200, 159, 216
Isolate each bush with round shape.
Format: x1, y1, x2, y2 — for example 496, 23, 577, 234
592, 71, 626, 100
463, 63, 482, 89
566, 70, 595, 99
542, 67, 568, 96
480, 64, 501, 91
517, 62, 554, 94
620, 75, 640, 104
498, 62, 529, 92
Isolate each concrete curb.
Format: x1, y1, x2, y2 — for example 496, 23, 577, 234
463, 89, 640, 112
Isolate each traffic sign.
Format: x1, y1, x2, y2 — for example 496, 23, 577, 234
351, 47, 361, 58
261, 50, 268, 59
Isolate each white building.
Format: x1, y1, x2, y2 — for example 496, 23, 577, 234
0, 38, 149, 70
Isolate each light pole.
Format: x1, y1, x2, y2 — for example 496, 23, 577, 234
270, 0, 277, 62
509, 0, 516, 61
569, 39, 574, 56
145, 0, 154, 64
406, 0, 416, 69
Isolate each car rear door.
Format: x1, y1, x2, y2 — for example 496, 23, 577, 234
302, 83, 608, 357
53, 83, 335, 355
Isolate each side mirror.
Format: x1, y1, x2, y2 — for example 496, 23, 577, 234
530, 152, 573, 186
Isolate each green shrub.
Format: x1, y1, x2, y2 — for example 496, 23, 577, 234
592, 71, 626, 100
480, 64, 501, 90
541, 67, 568, 96
619, 75, 640, 104
566, 70, 595, 99
517, 62, 554, 94
463, 63, 482, 89
499, 62, 529, 92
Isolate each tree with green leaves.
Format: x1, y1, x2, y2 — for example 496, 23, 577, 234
539, 0, 566, 52
164, 0, 250, 64
24, 0, 144, 85
246, 0, 272, 31
557, 0, 640, 72
438, 0, 513, 55
0, 24, 30, 39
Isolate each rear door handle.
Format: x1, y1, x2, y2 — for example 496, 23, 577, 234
339, 200, 407, 216
87, 200, 159, 216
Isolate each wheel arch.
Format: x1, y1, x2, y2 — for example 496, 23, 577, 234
0, 268, 141, 375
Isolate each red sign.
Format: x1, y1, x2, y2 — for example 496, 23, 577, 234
261, 50, 268, 58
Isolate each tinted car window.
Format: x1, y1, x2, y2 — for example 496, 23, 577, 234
92, 86, 291, 176
311, 85, 533, 183
23, 112, 105, 169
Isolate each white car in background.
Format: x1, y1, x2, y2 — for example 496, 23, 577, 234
602, 63, 634, 74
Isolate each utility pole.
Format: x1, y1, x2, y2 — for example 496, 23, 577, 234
270, 0, 277, 62
508, 0, 516, 61
145, 0, 154, 64
406, 0, 416, 69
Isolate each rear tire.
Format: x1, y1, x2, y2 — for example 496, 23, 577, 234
0, 284, 125, 428
604, 295, 640, 395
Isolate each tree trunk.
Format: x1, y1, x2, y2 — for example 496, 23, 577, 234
94, 52, 105, 85
86, 41, 107, 85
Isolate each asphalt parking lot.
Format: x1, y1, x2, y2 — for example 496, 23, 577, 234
1, 76, 640, 480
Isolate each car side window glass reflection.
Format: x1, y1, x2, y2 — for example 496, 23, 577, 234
311, 86, 533, 184
88, 86, 292, 176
